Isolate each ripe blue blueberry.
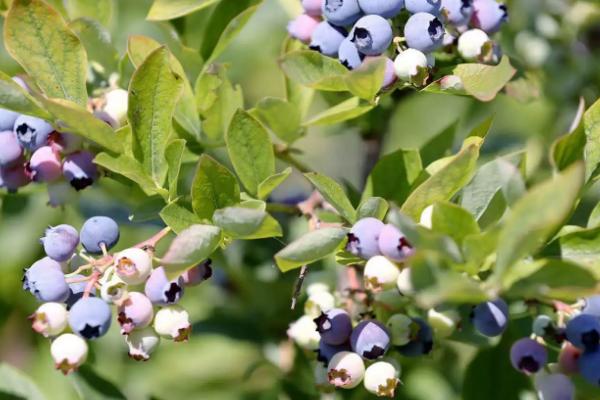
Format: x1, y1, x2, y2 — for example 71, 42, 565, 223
582, 295, 600, 317
404, 12, 445, 53
510, 338, 548, 374
471, 298, 508, 337
338, 38, 365, 70
358, 0, 404, 18
441, 0, 473, 26
23, 260, 69, 303
534, 373, 575, 400
322, 0, 362, 26
317, 340, 352, 365
41, 224, 80, 262
346, 217, 384, 260
565, 314, 600, 352
181, 260, 213, 287
0, 109, 19, 131
397, 317, 434, 356
0, 130, 23, 168
378, 224, 414, 262
310, 22, 348, 57
351, 15, 393, 56
68, 297, 112, 339
65, 274, 97, 309
13, 115, 54, 151
29, 146, 62, 182
315, 308, 353, 345
405, 0, 441, 14
0, 164, 30, 192
579, 350, 600, 387
350, 320, 391, 359
471, 0, 507, 34
145, 266, 185, 305
62, 151, 98, 191
80, 216, 120, 254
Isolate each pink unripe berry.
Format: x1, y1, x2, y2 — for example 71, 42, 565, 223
288, 14, 321, 44
30, 146, 62, 182
118, 292, 154, 334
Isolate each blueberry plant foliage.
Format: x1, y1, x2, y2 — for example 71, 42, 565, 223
1, 0, 600, 399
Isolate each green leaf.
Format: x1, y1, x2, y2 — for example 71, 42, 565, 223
552, 121, 585, 172
257, 167, 292, 200
555, 226, 600, 278
147, 0, 219, 21
225, 109, 275, 195
304, 172, 356, 223
65, 0, 114, 27
431, 202, 480, 245
495, 162, 584, 278
166, 139, 186, 200
70, 365, 126, 400
453, 56, 516, 102
420, 122, 456, 167
162, 224, 222, 279
38, 97, 120, 153
0, 363, 46, 400
94, 153, 169, 198
213, 207, 282, 239
344, 57, 386, 101
588, 202, 600, 228
128, 35, 200, 141
191, 154, 240, 220
583, 99, 600, 181
274, 227, 348, 272
362, 149, 423, 206
252, 97, 303, 143
279, 50, 348, 92
282, 37, 314, 120
69, 18, 119, 74
401, 138, 483, 220
356, 197, 389, 220
303, 97, 374, 126
195, 63, 244, 142
0, 71, 50, 119
160, 202, 203, 234
128, 46, 184, 186
4, 0, 88, 105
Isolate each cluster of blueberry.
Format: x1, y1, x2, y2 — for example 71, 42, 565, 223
22, 216, 212, 374
288, 217, 510, 396
288, 0, 508, 86
508, 296, 600, 398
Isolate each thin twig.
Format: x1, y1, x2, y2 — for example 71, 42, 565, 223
135, 226, 172, 251
290, 265, 308, 310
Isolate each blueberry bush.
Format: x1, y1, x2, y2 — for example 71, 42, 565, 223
1, 0, 600, 399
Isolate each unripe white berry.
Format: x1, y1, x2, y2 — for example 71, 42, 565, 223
30, 302, 68, 337
125, 326, 161, 361
458, 29, 490, 60
427, 308, 459, 338
287, 315, 321, 350
103, 88, 128, 126
386, 313, 414, 346
114, 248, 153, 285
364, 361, 401, 397
364, 256, 400, 291
154, 305, 191, 342
307, 282, 330, 296
99, 267, 129, 304
50, 333, 88, 374
394, 49, 428, 81
327, 351, 365, 389
396, 267, 414, 295
304, 290, 335, 317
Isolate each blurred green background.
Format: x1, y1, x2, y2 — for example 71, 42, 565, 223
1, 0, 600, 399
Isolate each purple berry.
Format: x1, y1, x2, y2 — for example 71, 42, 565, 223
310, 21, 347, 57
315, 308, 353, 345
404, 12, 445, 53
0, 109, 19, 131
471, 0, 507, 34
472, 298, 508, 337
0, 164, 31, 192
358, 0, 404, 18
322, 0, 362, 26
288, 14, 321, 44
397, 317, 434, 356
441, 0, 473, 26
346, 217, 384, 260
29, 146, 62, 182
380, 57, 397, 88
351, 15, 393, 56
117, 292, 154, 334
13, 115, 54, 151
145, 266, 185, 305
338, 38, 365, 70
80, 216, 120, 254
378, 224, 414, 262
350, 320, 391, 359
181, 260, 213, 287
0, 130, 23, 167
62, 151, 98, 191
68, 297, 112, 339
579, 350, 600, 387
405, 0, 441, 14
317, 340, 351, 365
510, 338, 547, 374
566, 314, 600, 352
534, 373, 574, 400
22, 260, 69, 303
41, 224, 80, 262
